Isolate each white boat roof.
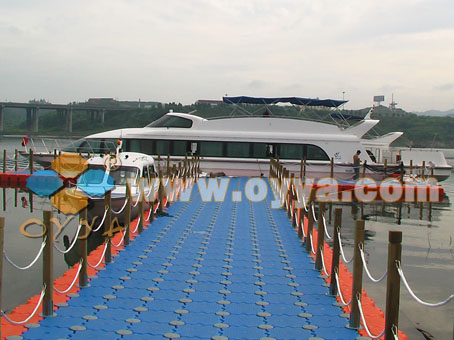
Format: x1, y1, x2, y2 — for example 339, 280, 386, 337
88, 112, 379, 144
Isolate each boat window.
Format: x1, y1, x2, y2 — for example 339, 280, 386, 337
139, 140, 155, 154
226, 142, 250, 158
279, 144, 304, 160
366, 150, 377, 163
173, 140, 188, 156
307, 145, 329, 161
156, 140, 170, 155
148, 165, 156, 177
109, 167, 139, 185
142, 166, 149, 180
252, 143, 269, 158
199, 141, 224, 157
147, 115, 193, 128
84, 165, 138, 185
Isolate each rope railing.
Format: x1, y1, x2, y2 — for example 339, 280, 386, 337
110, 196, 129, 215
54, 260, 83, 294
53, 224, 82, 254
112, 227, 127, 248
3, 238, 47, 270
131, 190, 142, 208
87, 242, 109, 269
356, 294, 386, 339
338, 231, 354, 264
322, 215, 333, 240
130, 216, 141, 234
1, 285, 46, 325
312, 204, 318, 222
319, 246, 330, 277
92, 207, 109, 233
144, 207, 153, 222
334, 270, 352, 306
309, 234, 316, 254
396, 260, 454, 307
359, 244, 387, 283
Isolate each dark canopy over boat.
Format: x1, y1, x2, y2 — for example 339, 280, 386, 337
223, 96, 347, 108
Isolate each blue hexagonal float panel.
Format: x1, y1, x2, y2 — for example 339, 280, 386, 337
26, 170, 64, 197
77, 169, 115, 198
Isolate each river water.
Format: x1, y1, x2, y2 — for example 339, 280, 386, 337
1, 136, 453, 339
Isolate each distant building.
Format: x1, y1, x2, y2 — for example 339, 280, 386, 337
196, 99, 224, 106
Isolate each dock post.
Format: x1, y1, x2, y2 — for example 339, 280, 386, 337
138, 195, 144, 234
349, 219, 365, 329
0, 216, 4, 338
330, 157, 334, 178
288, 173, 294, 219
421, 160, 426, 180
2, 149, 5, 173
315, 201, 326, 271
409, 159, 413, 175
384, 231, 402, 340
124, 183, 131, 245
158, 169, 164, 214
329, 208, 342, 296
42, 210, 54, 316
104, 191, 112, 263
29, 149, 34, 175
79, 207, 88, 287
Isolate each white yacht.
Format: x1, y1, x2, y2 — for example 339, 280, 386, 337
71, 96, 402, 180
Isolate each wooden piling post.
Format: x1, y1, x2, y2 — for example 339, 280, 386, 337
104, 191, 112, 263
329, 208, 342, 296
303, 157, 307, 179
29, 149, 34, 175
124, 183, 131, 246
315, 202, 326, 271
409, 159, 413, 175
384, 231, 402, 340
349, 219, 365, 329
330, 157, 334, 178
42, 210, 54, 316
0, 216, 4, 338
2, 149, 6, 173
421, 160, 425, 180
14, 149, 18, 207
158, 169, 164, 214
138, 197, 144, 234
79, 207, 88, 287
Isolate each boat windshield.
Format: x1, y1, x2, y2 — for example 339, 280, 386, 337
87, 165, 139, 185
146, 115, 193, 128
63, 138, 118, 154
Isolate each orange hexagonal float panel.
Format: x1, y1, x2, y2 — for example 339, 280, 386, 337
52, 153, 88, 178
51, 188, 88, 215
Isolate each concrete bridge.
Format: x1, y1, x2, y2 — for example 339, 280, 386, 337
0, 102, 130, 133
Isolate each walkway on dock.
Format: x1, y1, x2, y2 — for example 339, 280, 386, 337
19, 177, 360, 340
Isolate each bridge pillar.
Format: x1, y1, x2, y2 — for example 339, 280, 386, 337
100, 109, 105, 124
26, 108, 32, 131
0, 106, 4, 133
66, 108, 72, 133
33, 107, 39, 133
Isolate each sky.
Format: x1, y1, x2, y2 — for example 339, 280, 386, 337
0, 0, 453, 111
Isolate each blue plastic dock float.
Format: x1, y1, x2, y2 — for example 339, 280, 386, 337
19, 178, 360, 340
